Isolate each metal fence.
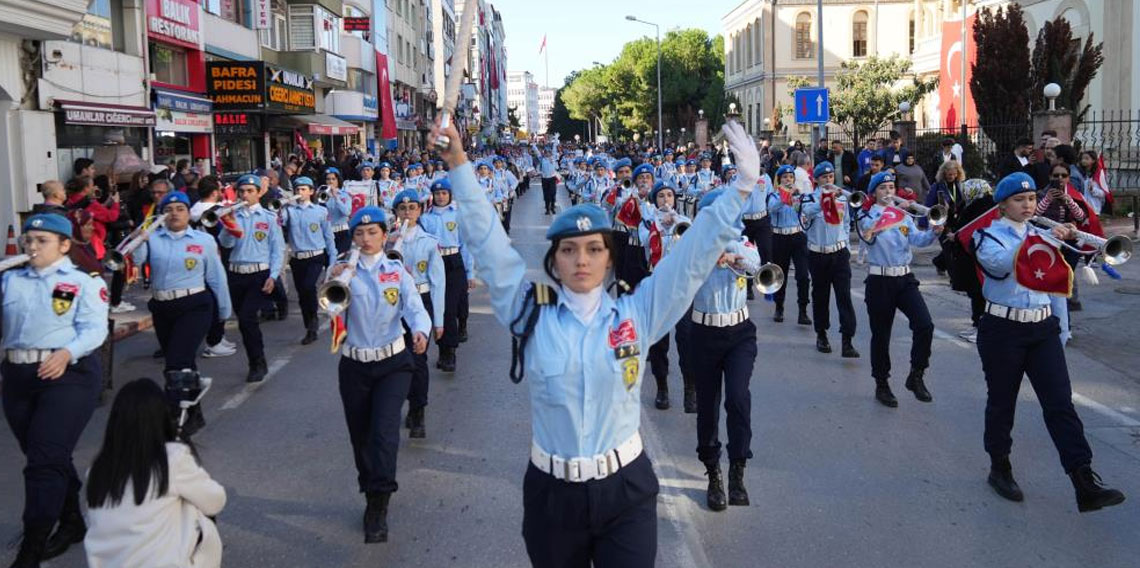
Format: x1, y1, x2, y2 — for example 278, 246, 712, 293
1073, 110, 1140, 194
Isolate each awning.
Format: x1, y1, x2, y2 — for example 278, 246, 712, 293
270, 114, 360, 135
56, 100, 156, 127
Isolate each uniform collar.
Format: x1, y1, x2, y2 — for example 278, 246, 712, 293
31, 257, 73, 278
556, 283, 616, 325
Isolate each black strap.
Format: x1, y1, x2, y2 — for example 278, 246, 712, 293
855, 210, 877, 246
508, 283, 556, 384
971, 229, 1011, 281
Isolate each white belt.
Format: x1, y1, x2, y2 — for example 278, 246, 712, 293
612, 224, 630, 233
293, 250, 325, 260
691, 307, 750, 327
439, 246, 460, 256
985, 302, 1052, 323
809, 242, 848, 254
773, 226, 802, 235
341, 336, 406, 363
627, 233, 642, 246
742, 212, 768, 220
530, 432, 643, 483
6, 349, 56, 364
868, 265, 911, 277
153, 287, 206, 301
332, 223, 350, 232
415, 282, 430, 294
228, 263, 269, 274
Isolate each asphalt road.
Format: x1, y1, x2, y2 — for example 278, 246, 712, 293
3, 180, 1139, 568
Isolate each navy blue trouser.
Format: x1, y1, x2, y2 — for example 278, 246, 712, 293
405, 292, 434, 409
541, 177, 557, 212
648, 333, 670, 388
809, 248, 856, 337
149, 291, 213, 371
205, 290, 226, 347
522, 453, 658, 568
864, 274, 933, 381
338, 352, 414, 493
743, 217, 773, 267
290, 253, 328, 331
439, 253, 466, 349
772, 232, 810, 309
333, 229, 351, 255
227, 269, 271, 364
690, 319, 757, 463
674, 311, 693, 386
977, 314, 1093, 473
2, 355, 100, 526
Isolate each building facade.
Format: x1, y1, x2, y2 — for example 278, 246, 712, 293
537, 86, 554, 135
506, 70, 539, 135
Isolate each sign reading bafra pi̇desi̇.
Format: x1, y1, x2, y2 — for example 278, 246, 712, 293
207, 61, 264, 110
146, 0, 201, 50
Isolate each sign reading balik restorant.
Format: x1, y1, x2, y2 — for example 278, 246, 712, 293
146, 0, 201, 50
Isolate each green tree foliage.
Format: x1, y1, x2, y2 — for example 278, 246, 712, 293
507, 105, 521, 130
1029, 17, 1104, 124
548, 71, 589, 140
786, 56, 936, 146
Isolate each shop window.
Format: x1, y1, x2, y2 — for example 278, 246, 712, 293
150, 43, 189, 87
204, 0, 243, 25
71, 0, 124, 52
348, 69, 374, 96
260, 13, 287, 51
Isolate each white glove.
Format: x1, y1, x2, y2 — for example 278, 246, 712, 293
722, 121, 760, 190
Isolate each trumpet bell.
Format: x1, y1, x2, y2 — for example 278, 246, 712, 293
1103, 235, 1133, 266
847, 191, 865, 209
317, 280, 351, 313
675, 221, 691, 236
316, 191, 331, 205
753, 263, 785, 295
927, 204, 948, 227
103, 250, 127, 271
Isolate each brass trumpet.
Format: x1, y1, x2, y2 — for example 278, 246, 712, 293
820, 184, 865, 208
316, 185, 333, 205
385, 219, 410, 262
318, 247, 361, 315
104, 213, 168, 271
1030, 215, 1133, 265
201, 203, 247, 229
268, 194, 303, 212
723, 261, 786, 295
891, 196, 946, 227
0, 253, 31, 273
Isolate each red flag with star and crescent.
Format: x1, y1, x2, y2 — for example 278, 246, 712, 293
777, 187, 795, 207
1015, 233, 1073, 296
330, 315, 347, 353
615, 196, 642, 228
647, 222, 663, 267
871, 206, 907, 234
820, 191, 843, 225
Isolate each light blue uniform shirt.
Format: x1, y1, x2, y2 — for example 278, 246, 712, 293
858, 204, 937, 267
692, 237, 761, 315
132, 227, 232, 320
539, 156, 557, 178
217, 205, 286, 279
637, 211, 692, 265
341, 255, 431, 349
399, 226, 447, 328
325, 188, 353, 229
493, 168, 518, 197
695, 169, 717, 193
421, 203, 474, 280
449, 160, 749, 458
584, 175, 610, 204
281, 202, 337, 261
799, 188, 851, 248
766, 188, 802, 229
742, 174, 773, 216
376, 180, 401, 208
974, 218, 1053, 309
565, 170, 586, 194
2, 258, 109, 363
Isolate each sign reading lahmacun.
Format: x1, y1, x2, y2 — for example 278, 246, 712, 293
207, 61, 315, 114
146, 0, 201, 50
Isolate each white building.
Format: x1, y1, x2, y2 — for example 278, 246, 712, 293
507, 71, 539, 134
537, 87, 555, 135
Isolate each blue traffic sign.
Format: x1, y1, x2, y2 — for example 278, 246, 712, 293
794, 87, 830, 124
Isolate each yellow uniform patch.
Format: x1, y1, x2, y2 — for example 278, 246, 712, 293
416, 260, 427, 273
383, 287, 399, 305
254, 231, 266, 242
52, 298, 72, 315
185, 258, 197, 270
446, 221, 457, 232
736, 276, 746, 290
899, 225, 909, 237
621, 358, 639, 391
309, 222, 319, 232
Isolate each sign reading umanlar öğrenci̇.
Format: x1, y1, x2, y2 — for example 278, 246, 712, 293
206, 61, 315, 114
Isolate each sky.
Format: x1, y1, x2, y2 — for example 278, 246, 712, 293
487, 0, 725, 90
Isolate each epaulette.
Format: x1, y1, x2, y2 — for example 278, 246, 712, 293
533, 282, 557, 305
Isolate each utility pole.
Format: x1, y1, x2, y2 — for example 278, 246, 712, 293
812, 0, 825, 152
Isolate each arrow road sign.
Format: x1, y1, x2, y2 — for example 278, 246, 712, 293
794, 87, 830, 124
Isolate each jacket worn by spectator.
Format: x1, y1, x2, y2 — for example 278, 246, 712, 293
65, 193, 120, 260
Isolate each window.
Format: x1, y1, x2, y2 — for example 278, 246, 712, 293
908, 13, 916, 54
348, 69, 374, 96
853, 11, 868, 57
397, 34, 405, 64
71, 0, 124, 51
150, 43, 189, 86
204, 0, 243, 25
287, 4, 340, 52
260, 13, 287, 50
795, 13, 814, 59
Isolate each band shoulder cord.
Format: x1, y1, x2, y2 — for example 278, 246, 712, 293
508, 282, 557, 384
970, 228, 1011, 281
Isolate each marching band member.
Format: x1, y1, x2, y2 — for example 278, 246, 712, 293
323, 167, 354, 254
767, 165, 812, 325
660, 149, 678, 181
799, 162, 860, 357
695, 155, 718, 193
493, 156, 519, 234
857, 172, 937, 407
614, 164, 656, 292
391, 189, 446, 439
3, 213, 109, 565
565, 158, 588, 205
421, 179, 474, 372
430, 116, 759, 568
357, 162, 379, 204
375, 162, 402, 208
740, 165, 774, 300
973, 172, 1124, 512
281, 177, 337, 345
689, 187, 760, 512
678, 159, 699, 194
538, 147, 559, 215
131, 191, 233, 434
218, 175, 286, 383
327, 206, 431, 543
583, 160, 610, 205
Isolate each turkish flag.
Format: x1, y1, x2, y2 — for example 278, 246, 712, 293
376, 51, 398, 140
940, 15, 977, 129
1015, 233, 1073, 296
871, 206, 907, 234
647, 222, 663, 267
820, 191, 843, 225
955, 205, 1002, 251
294, 130, 312, 160
330, 315, 347, 353
615, 196, 642, 228
777, 187, 795, 207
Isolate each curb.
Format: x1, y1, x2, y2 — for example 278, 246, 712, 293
112, 315, 153, 343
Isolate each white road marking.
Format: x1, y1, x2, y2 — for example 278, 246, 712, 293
640, 407, 708, 568
219, 356, 294, 410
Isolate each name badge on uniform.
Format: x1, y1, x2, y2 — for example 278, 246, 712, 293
383, 287, 399, 305
186, 244, 204, 254
255, 222, 270, 231
379, 271, 400, 283
52, 283, 79, 315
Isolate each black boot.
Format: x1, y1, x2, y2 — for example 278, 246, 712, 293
408, 406, 426, 439
10, 523, 51, 568
815, 333, 832, 354
439, 347, 456, 373
363, 491, 390, 543
874, 378, 898, 408
458, 321, 469, 343
904, 367, 933, 402
841, 335, 860, 358
654, 376, 670, 410
987, 455, 1024, 503
728, 460, 750, 506
1069, 464, 1125, 513
704, 461, 727, 512
301, 318, 319, 345
43, 491, 86, 560
246, 356, 268, 383
181, 404, 207, 438
773, 305, 784, 323
797, 305, 812, 325
683, 383, 697, 414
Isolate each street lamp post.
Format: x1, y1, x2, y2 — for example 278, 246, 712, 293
626, 15, 662, 151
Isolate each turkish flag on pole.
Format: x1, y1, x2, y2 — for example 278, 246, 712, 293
647, 222, 663, 267
940, 15, 977, 129
871, 206, 907, 234
1015, 233, 1074, 296
615, 197, 643, 228
955, 205, 1002, 251
539, 34, 547, 54
820, 191, 843, 225
376, 51, 398, 140
1095, 154, 1114, 206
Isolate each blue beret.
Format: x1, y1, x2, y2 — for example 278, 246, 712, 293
325, 167, 341, 176
357, 162, 375, 173
349, 206, 387, 233
722, 163, 737, 174
391, 189, 424, 209
686, 159, 698, 166
813, 161, 835, 178
293, 176, 315, 189
23, 213, 73, 238
236, 174, 260, 188
698, 188, 725, 211
476, 160, 492, 170
994, 172, 1036, 202
391, 171, 403, 179
775, 165, 796, 179
377, 161, 392, 170
633, 164, 655, 179
158, 191, 191, 211
430, 178, 451, 193
700, 153, 712, 161
614, 158, 632, 170
592, 160, 606, 169
492, 155, 505, 163
650, 181, 677, 203
664, 149, 674, 155
868, 172, 896, 194
573, 157, 585, 165
545, 203, 612, 240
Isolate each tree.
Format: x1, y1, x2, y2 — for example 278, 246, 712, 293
787, 55, 936, 146
971, 5, 1032, 144
1030, 17, 1104, 125
507, 105, 521, 130
547, 72, 588, 140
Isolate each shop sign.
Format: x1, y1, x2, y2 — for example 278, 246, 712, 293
60, 101, 156, 127
363, 95, 378, 113
146, 0, 201, 50
325, 53, 347, 83
214, 112, 261, 136
156, 108, 213, 133
252, 0, 271, 29
155, 89, 212, 113
344, 17, 370, 33
207, 61, 264, 110
266, 65, 315, 113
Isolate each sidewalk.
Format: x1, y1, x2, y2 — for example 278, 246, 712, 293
108, 286, 155, 342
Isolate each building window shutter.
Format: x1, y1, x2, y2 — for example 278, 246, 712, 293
289, 5, 316, 51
